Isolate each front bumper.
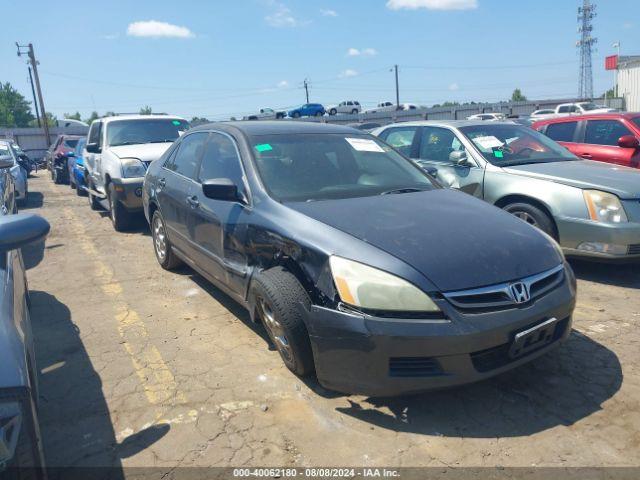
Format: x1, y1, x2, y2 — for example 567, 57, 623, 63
305, 264, 576, 397
557, 216, 640, 260
111, 178, 144, 211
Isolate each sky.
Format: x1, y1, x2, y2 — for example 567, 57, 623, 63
1, 0, 637, 121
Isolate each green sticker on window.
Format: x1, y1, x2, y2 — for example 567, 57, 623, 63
255, 143, 273, 152
172, 120, 181, 126
493, 150, 504, 158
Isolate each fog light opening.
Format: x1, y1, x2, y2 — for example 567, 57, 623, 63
576, 242, 627, 255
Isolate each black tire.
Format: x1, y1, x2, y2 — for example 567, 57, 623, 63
108, 183, 132, 232
87, 179, 101, 210
76, 180, 87, 197
252, 267, 314, 376
315, 111, 323, 117
292, 111, 301, 118
351, 109, 358, 115
503, 202, 556, 238
329, 108, 337, 116
151, 210, 182, 270
52, 168, 60, 184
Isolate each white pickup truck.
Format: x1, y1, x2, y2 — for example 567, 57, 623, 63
83, 114, 189, 231
243, 108, 286, 120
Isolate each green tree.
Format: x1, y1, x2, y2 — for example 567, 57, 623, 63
139, 105, 152, 115
511, 88, 527, 102
64, 111, 82, 121
85, 111, 100, 124
29, 112, 56, 127
601, 87, 615, 99
0, 82, 35, 127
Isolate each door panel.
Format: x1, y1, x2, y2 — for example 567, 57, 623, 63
579, 119, 636, 167
189, 132, 249, 295
414, 126, 484, 197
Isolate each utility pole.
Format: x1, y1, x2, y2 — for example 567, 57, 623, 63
613, 41, 621, 97
394, 65, 400, 109
577, 0, 597, 100
303, 78, 310, 103
28, 66, 41, 127
16, 43, 50, 146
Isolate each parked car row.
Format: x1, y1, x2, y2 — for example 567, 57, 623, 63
244, 101, 421, 119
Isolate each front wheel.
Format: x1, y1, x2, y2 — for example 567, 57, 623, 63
329, 108, 337, 116
292, 111, 301, 118
108, 183, 132, 232
315, 111, 323, 117
151, 210, 182, 270
351, 109, 358, 115
503, 202, 556, 238
87, 180, 101, 210
252, 267, 314, 376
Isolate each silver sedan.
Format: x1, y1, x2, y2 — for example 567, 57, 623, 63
0, 141, 28, 207
372, 120, 640, 260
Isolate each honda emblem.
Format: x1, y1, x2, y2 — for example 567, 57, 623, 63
509, 282, 531, 304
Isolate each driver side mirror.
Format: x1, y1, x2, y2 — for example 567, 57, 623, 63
618, 135, 639, 149
86, 142, 101, 154
202, 178, 240, 202
0, 155, 13, 169
449, 150, 473, 167
0, 214, 50, 252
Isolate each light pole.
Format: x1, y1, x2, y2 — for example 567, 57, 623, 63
613, 41, 621, 98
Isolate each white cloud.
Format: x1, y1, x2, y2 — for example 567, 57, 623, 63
339, 69, 358, 78
623, 22, 633, 29
386, 0, 478, 10
448, 82, 459, 91
265, 2, 305, 27
277, 80, 289, 88
347, 47, 377, 57
127, 20, 195, 38
320, 9, 338, 17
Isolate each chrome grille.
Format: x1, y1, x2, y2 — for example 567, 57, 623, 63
443, 264, 565, 310
628, 244, 640, 255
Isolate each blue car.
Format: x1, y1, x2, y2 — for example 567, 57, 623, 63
288, 103, 325, 118
67, 137, 87, 196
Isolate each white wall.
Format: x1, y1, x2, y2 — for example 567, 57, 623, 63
619, 62, 640, 112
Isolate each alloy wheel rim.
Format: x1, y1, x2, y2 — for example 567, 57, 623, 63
258, 297, 293, 363
153, 216, 167, 261
514, 211, 538, 227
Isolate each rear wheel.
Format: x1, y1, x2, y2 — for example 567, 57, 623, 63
252, 267, 314, 376
292, 111, 301, 118
329, 108, 337, 116
503, 202, 556, 238
351, 109, 358, 115
151, 210, 182, 270
108, 183, 132, 232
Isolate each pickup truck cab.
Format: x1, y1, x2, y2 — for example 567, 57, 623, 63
555, 102, 616, 116
83, 115, 189, 231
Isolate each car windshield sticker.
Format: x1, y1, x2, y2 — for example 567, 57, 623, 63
345, 138, 385, 153
473, 135, 504, 151
255, 143, 273, 152
172, 120, 181, 126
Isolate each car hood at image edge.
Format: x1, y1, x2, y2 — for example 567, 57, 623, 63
287, 189, 561, 292
504, 160, 640, 199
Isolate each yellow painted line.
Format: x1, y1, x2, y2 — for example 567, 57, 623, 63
62, 206, 187, 407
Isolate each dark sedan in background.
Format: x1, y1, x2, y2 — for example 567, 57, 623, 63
0, 152, 50, 475
143, 122, 576, 396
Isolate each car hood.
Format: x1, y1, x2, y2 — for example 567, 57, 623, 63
108, 143, 173, 163
286, 189, 561, 292
504, 160, 640, 199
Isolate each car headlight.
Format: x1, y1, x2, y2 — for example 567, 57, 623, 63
583, 190, 628, 223
329, 256, 440, 312
121, 158, 146, 178
0, 401, 22, 466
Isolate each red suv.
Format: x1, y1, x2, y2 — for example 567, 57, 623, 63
533, 113, 640, 169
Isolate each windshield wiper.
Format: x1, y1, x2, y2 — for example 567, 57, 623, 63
147, 139, 175, 143
380, 187, 427, 195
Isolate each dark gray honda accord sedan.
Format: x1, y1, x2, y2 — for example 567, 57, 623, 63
142, 121, 576, 396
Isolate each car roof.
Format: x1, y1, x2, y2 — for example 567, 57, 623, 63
532, 112, 640, 125
98, 114, 186, 124
190, 120, 361, 136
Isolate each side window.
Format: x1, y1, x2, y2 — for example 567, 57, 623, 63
557, 106, 569, 113
545, 122, 577, 142
381, 127, 417, 157
166, 132, 207, 179
198, 133, 245, 189
88, 122, 102, 146
585, 120, 633, 146
419, 127, 465, 163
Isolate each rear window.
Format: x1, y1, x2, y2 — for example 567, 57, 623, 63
63, 139, 79, 148
545, 122, 577, 142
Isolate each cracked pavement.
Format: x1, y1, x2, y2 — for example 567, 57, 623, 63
20, 173, 640, 472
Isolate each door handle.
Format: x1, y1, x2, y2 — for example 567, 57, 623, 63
580, 153, 593, 159
158, 178, 166, 187
186, 195, 199, 208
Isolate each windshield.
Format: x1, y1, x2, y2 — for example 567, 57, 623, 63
0, 144, 10, 157
459, 124, 578, 167
579, 102, 598, 111
106, 118, 190, 147
250, 133, 437, 202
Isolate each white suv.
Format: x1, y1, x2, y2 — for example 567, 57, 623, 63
83, 115, 189, 231
327, 101, 361, 116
